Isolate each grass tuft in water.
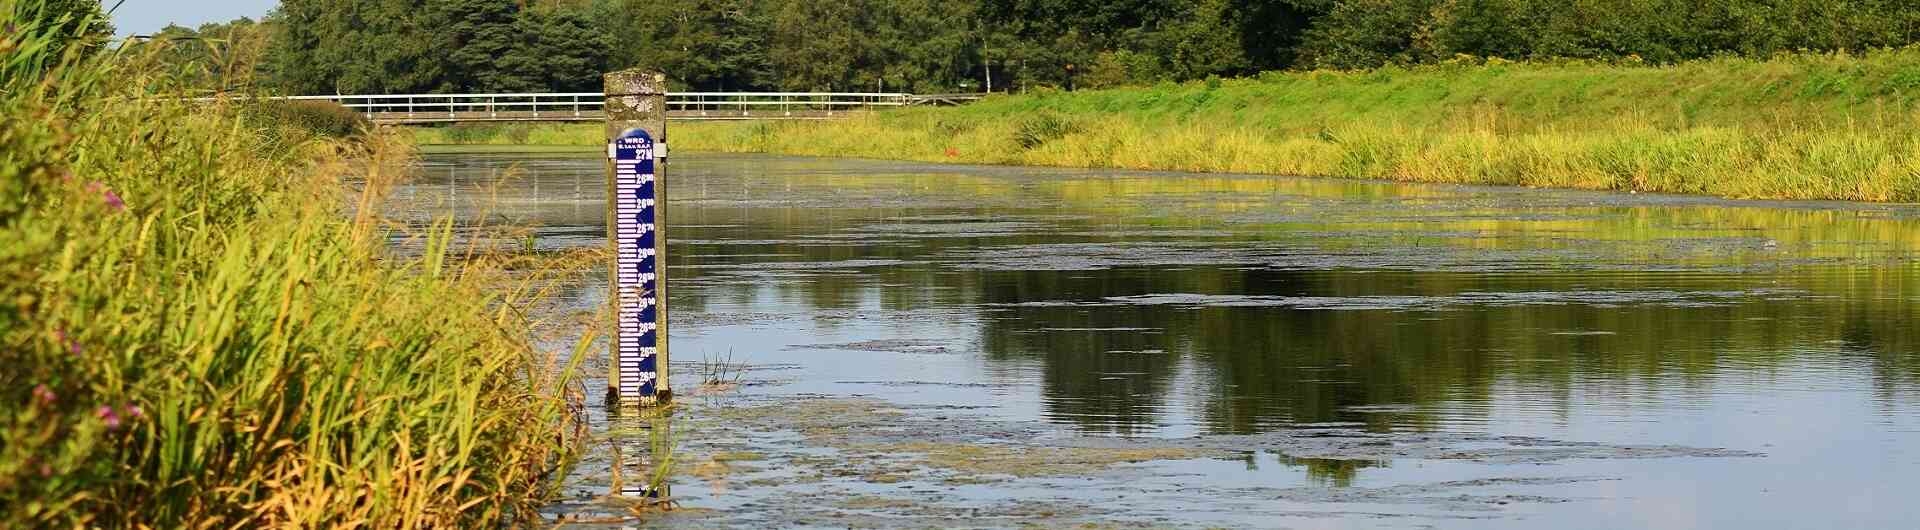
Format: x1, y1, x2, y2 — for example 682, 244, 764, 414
695, 350, 747, 392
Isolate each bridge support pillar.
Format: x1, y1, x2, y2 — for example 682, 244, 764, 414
604, 69, 671, 408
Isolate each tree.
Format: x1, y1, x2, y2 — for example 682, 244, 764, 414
978, 0, 1321, 85
525, 8, 614, 92
767, 0, 872, 91
252, 0, 1920, 97
143, 19, 274, 93
268, 0, 445, 95
870, 0, 993, 92
1232, 0, 1329, 72
598, 0, 772, 91
272, 0, 617, 94
1294, 0, 1435, 69
428, 0, 527, 92
1294, 0, 1920, 70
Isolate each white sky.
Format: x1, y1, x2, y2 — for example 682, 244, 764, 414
106, 0, 280, 37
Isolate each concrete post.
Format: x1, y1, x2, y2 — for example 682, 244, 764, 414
605, 69, 671, 408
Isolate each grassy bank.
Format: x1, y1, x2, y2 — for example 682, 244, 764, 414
2, 5, 583, 528
422, 49, 1920, 202
412, 123, 606, 147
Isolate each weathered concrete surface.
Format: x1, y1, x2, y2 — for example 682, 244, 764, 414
604, 69, 671, 406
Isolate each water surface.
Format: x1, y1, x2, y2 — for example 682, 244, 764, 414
405, 151, 1920, 529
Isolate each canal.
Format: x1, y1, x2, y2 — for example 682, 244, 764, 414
402, 151, 1920, 529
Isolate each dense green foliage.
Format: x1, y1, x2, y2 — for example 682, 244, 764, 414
248, 0, 1318, 93
230, 0, 1920, 96
2, 1, 583, 526
263, 0, 1015, 93
265, 0, 614, 94
1296, 0, 1920, 69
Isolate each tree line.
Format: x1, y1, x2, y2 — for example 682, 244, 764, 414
137, 0, 1920, 96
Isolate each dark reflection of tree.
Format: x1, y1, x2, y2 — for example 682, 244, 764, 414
1230, 451, 1386, 487
969, 263, 1920, 438
1033, 348, 1176, 436
1187, 305, 1484, 434
1282, 456, 1386, 488
1829, 269, 1920, 402
977, 268, 1196, 434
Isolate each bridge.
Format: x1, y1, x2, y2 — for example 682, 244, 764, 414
277, 92, 985, 124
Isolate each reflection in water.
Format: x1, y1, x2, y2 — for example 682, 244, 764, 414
606, 409, 674, 502
1278, 454, 1387, 488
412, 151, 1920, 528
984, 267, 1920, 434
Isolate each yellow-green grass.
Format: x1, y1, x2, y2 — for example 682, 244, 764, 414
423, 49, 1920, 202
412, 122, 605, 147
418, 143, 600, 154
2, 4, 585, 528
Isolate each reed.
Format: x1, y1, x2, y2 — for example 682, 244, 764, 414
2, 2, 585, 527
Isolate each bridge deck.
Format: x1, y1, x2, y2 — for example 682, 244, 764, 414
367, 109, 869, 124
226, 92, 986, 125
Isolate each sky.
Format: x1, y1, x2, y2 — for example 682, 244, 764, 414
106, 0, 280, 37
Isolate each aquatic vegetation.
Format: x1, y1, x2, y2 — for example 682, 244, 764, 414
869, 442, 1220, 478
633, 395, 1763, 525
694, 350, 747, 393
0, 3, 585, 527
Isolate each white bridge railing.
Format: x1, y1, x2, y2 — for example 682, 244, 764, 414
260, 92, 968, 122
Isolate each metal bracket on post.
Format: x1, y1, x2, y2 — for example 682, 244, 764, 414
605, 69, 671, 408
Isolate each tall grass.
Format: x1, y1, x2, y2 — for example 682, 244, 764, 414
243, 100, 373, 140
412, 123, 604, 146
1, 1, 585, 527
642, 49, 1920, 202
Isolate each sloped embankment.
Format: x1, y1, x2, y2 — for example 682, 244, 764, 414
673, 50, 1920, 202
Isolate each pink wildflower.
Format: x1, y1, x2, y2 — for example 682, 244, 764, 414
97, 405, 120, 429
54, 328, 78, 354
85, 182, 125, 211
31, 384, 55, 407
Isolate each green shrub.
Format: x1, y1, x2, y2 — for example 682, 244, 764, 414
1014, 112, 1079, 149
244, 99, 371, 139
449, 123, 511, 143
